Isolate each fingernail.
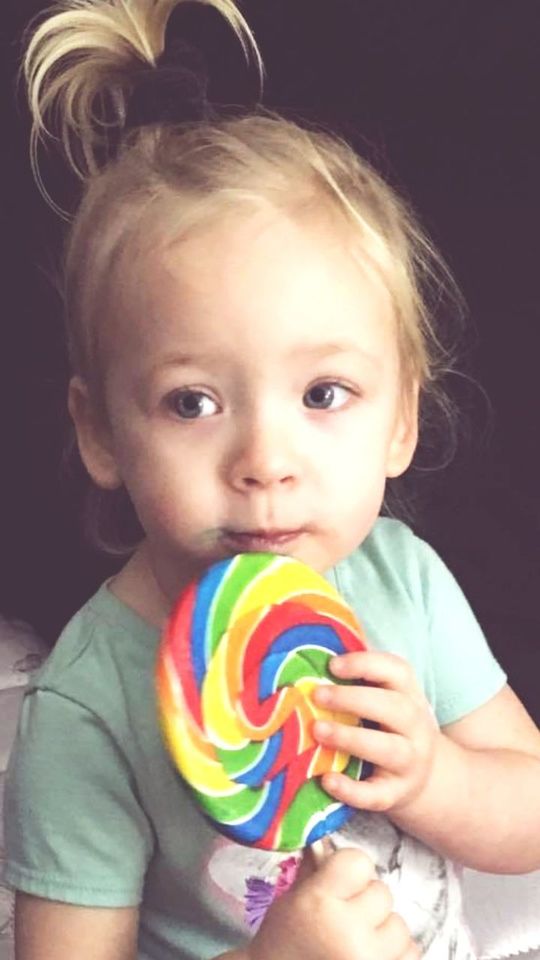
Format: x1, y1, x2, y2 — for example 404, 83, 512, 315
323, 773, 338, 792
313, 720, 332, 738
330, 657, 345, 675
314, 685, 331, 704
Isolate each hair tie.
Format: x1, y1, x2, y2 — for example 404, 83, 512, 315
126, 38, 210, 130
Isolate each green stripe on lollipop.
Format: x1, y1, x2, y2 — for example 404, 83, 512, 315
207, 553, 273, 658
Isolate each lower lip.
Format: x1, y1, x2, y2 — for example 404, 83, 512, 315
223, 531, 304, 553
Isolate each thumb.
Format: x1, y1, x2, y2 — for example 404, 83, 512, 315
296, 836, 334, 883
299, 847, 375, 901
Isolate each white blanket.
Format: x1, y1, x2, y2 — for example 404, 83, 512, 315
463, 868, 540, 959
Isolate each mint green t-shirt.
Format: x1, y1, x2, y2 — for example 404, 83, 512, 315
3, 520, 506, 959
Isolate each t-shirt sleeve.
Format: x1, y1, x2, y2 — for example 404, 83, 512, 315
417, 538, 507, 727
3, 688, 154, 907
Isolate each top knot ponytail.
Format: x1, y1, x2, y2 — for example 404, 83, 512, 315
23, 0, 262, 197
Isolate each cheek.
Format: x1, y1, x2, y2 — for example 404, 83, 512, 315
324, 433, 389, 528
327, 419, 394, 480
127, 480, 201, 543
118, 444, 218, 533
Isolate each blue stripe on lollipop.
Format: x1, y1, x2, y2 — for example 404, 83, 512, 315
225, 770, 286, 845
259, 622, 346, 697
235, 730, 283, 787
305, 803, 355, 846
191, 558, 231, 689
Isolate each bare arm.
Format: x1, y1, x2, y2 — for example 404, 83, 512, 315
311, 651, 540, 874
391, 685, 540, 872
15, 853, 418, 960
14, 893, 139, 960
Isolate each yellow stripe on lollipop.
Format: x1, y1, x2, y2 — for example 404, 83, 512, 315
157, 652, 240, 795
204, 656, 308, 744
203, 601, 313, 745
309, 743, 351, 777
201, 627, 247, 747
297, 591, 363, 634
201, 607, 277, 746
224, 608, 265, 708
299, 674, 360, 775
232, 560, 339, 621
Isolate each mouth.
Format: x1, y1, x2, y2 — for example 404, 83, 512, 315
221, 528, 307, 553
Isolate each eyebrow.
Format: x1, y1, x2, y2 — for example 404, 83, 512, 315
152, 342, 379, 365
146, 352, 217, 378
146, 342, 382, 382
290, 342, 382, 368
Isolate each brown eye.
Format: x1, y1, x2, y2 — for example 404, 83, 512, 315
169, 390, 218, 419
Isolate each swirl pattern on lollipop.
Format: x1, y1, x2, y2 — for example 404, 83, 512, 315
156, 552, 369, 851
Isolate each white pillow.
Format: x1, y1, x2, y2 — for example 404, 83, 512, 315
0, 616, 46, 957
462, 867, 540, 958
0, 617, 46, 772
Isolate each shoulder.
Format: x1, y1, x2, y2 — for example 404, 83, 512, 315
331, 516, 494, 643
3, 590, 159, 904
327, 518, 437, 672
331, 517, 440, 604
358, 516, 444, 570
329, 519, 506, 724
29, 583, 160, 721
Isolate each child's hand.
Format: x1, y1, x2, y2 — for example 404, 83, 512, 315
248, 848, 419, 960
312, 651, 439, 815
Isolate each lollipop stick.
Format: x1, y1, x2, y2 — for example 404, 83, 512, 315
295, 836, 337, 887
307, 835, 337, 867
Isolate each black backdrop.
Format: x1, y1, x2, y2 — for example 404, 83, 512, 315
3, 1, 540, 722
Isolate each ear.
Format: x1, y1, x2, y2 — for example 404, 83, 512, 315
68, 376, 122, 490
385, 380, 419, 479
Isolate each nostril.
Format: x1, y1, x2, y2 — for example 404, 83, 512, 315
240, 474, 293, 489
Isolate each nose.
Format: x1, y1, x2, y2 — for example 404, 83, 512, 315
225, 416, 298, 493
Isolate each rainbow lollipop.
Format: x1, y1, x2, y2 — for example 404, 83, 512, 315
156, 552, 369, 851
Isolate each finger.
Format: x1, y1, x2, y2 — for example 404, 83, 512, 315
375, 911, 417, 959
313, 722, 412, 774
401, 943, 421, 960
296, 836, 335, 882
330, 651, 421, 695
301, 848, 375, 900
309, 835, 336, 865
320, 770, 400, 813
314, 684, 419, 734
349, 878, 394, 928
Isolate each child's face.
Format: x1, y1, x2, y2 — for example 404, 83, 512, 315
79, 208, 417, 597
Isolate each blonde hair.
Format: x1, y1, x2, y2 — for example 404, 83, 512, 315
23, 0, 462, 551
24, 0, 262, 188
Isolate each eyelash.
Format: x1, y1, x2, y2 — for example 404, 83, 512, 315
165, 379, 359, 421
165, 389, 220, 420
303, 380, 357, 411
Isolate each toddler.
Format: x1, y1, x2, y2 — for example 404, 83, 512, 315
4, 1, 540, 959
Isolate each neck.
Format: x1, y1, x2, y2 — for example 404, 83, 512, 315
108, 542, 173, 628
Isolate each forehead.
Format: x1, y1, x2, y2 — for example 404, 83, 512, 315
112, 206, 398, 366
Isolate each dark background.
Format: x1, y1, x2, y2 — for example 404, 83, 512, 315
3, 1, 540, 721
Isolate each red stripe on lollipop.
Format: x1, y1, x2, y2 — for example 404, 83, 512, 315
242, 601, 323, 682
259, 746, 316, 850
265, 709, 302, 778
239, 682, 289, 729
165, 582, 202, 728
